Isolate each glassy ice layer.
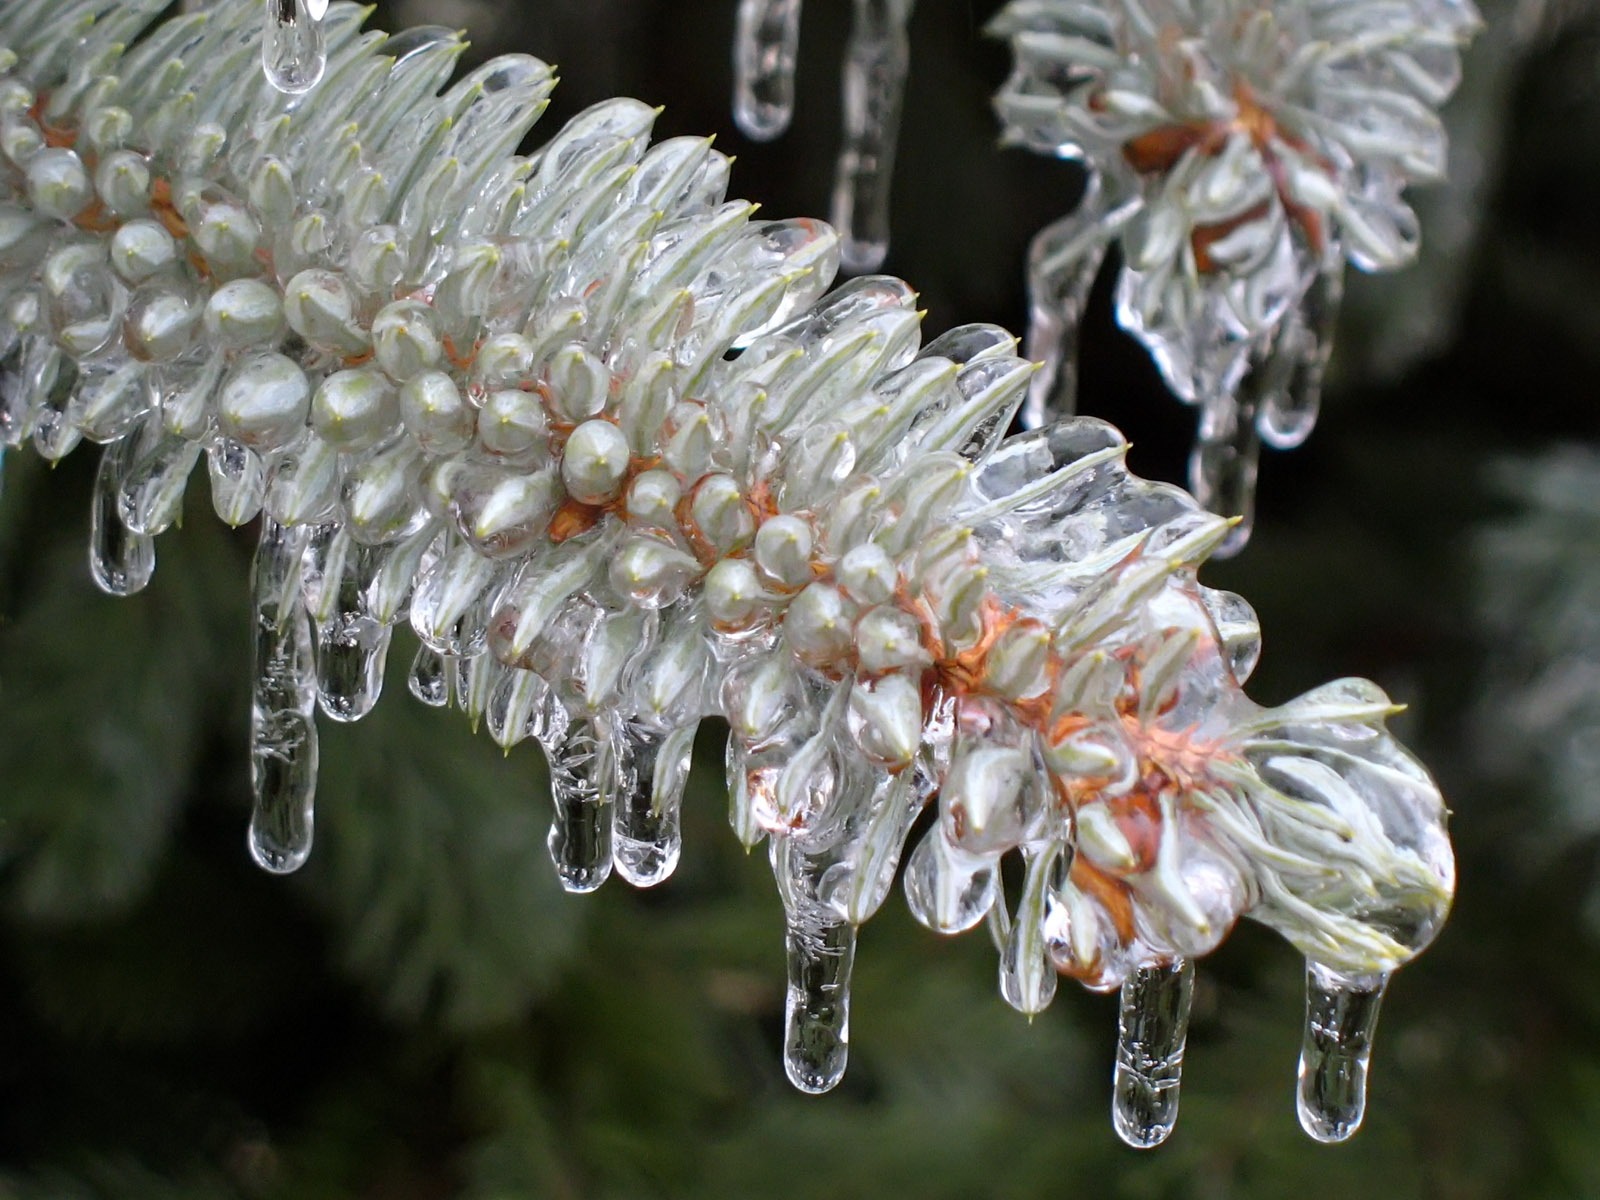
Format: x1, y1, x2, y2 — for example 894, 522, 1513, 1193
990, 0, 1480, 551
0, 0, 1455, 1136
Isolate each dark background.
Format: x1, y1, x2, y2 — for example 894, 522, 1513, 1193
3, 1, 1600, 1196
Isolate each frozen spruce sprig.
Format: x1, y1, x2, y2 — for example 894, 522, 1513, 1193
0, 0, 1453, 1145
990, 0, 1480, 552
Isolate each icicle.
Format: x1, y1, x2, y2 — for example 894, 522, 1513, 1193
247, 519, 319, 874
781, 899, 858, 1093
1189, 391, 1257, 559
831, 0, 914, 273
1296, 962, 1389, 1144
407, 642, 451, 707
612, 721, 694, 887
733, 0, 804, 141
89, 437, 156, 597
542, 711, 614, 894
1111, 958, 1196, 1149
1020, 181, 1134, 429
262, 0, 328, 95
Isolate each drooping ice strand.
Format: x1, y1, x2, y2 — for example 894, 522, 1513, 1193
832, 0, 914, 272
732, 0, 803, 141
1112, 959, 1196, 1149
1297, 963, 1390, 1144
1, 0, 1457, 1133
990, 0, 1480, 551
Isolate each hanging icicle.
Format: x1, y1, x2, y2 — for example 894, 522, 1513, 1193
730, 0, 915, 271
989, 0, 1480, 553
263, 0, 329, 94
0, 0, 1457, 1143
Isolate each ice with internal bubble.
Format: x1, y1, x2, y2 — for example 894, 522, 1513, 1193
0, 0, 1457, 1135
990, 0, 1479, 549
1297, 962, 1389, 1143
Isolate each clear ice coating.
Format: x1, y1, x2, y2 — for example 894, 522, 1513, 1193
1112, 959, 1196, 1149
732, 0, 804, 141
1297, 962, 1390, 1144
729, 0, 915, 270
989, 0, 1480, 550
263, 0, 329, 94
3, 0, 1458, 1131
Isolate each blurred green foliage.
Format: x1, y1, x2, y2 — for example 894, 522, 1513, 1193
3, 3, 1600, 1198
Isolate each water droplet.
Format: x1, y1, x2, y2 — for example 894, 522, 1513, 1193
1296, 962, 1389, 1144
262, 0, 328, 95
89, 437, 155, 596
407, 642, 452, 707
248, 519, 318, 875
830, 0, 914, 272
1257, 266, 1343, 451
543, 712, 614, 893
782, 903, 857, 1093
732, 0, 803, 141
1112, 958, 1196, 1149
613, 722, 694, 887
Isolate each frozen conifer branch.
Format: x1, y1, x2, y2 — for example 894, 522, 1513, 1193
990, 0, 1481, 553
0, 0, 1453, 1144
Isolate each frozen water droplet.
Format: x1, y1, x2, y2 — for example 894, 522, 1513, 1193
117, 424, 202, 537
830, 0, 914, 272
543, 713, 614, 893
1257, 266, 1343, 451
998, 844, 1061, 1015
1296, 962, 1389, 1144
1112, 958, 1196, 1149
315, 540, 393, 723
206, 437, 267, 528
1189, 393, 1257, 558
89, 437, 155, 596
733, 0, 803, 141
248, 519, 318, 875
613, 721, 694, 887
903, 829, 998, 933
782, 904, 857, 1093
407, 642, 452, 707
263, 0, 328, 95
